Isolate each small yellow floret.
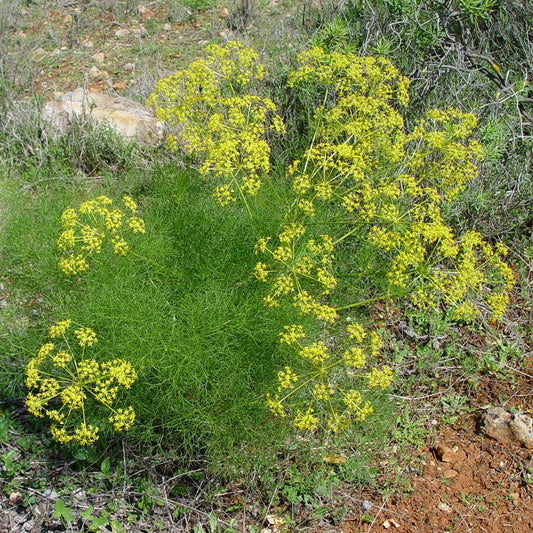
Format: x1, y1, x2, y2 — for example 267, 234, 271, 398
74, 327, 98, 347
48, 319, 72, 339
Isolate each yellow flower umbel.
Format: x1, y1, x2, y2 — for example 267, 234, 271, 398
267, 323, 393, 432
57, 195, 146, 276
147, 41, 285, 206
254, 228, 338, 321
281, 47, 514, 324
25, 319, 137, 445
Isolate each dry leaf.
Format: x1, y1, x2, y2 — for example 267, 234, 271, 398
323, 454, 347, 465
382, 518, 400, 528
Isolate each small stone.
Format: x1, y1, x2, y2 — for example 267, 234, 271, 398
438, 502, 453, 513
9, 492, 22, 505
443, 468, 458, 478
23, 520, 36, 531
42, 488, 57, 500
83, 40, 94, 49
163, 23, 172, 31
124, 63, 135, 73
88, 66, 101, 78
266, 515, 285, 526
382, 519, 400, 528
433, 442, 456, 463
361, 500, 373, 512
92, 52, 105, 65
510, 412, 533, 448
478, 407, 533, 448
71, 489, 87, 501
115, 28, 130, 38
220, 7, 229, 17
112, 82, 127, 91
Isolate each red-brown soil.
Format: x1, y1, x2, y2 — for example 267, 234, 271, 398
337, 362, 533, 533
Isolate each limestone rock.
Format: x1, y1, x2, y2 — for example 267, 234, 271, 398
478, 406, 533, 449
42, 88, 163, 146
92, 52, 105, 65
114, 28, 130, 38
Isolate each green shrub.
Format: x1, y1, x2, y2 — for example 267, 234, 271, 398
0, 41, 519, 469
148, 42, 515, 434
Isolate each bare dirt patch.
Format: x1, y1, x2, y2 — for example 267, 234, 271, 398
336, 363, 533, 533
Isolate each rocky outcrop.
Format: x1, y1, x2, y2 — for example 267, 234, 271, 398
42, 88, 163, 145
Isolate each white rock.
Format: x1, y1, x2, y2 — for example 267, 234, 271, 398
438, 502, 453, 513
88, 65, 101, 78
42, 488, 58, 500
92, 52, 105, 65
478, 406, 533, 449
115, 28, 130, 38
42, 88, 164, 146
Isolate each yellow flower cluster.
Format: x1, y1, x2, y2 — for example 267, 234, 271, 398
283, 47, 514, 324
288, 47, 410, 107
148, 45, 517, 437
147, 41, 285, 205
286, 49, 409, 209
267, 323, 393, 432
57, 195, 145, 275
254, 228, 338, 321
426, 231, 515, 321
24, 319, 137, 445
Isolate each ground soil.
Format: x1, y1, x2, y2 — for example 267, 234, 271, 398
2, 1, 533, 532
338, 367, 533, 533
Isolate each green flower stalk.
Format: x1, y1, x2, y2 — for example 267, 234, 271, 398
25, 319, 137, 445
